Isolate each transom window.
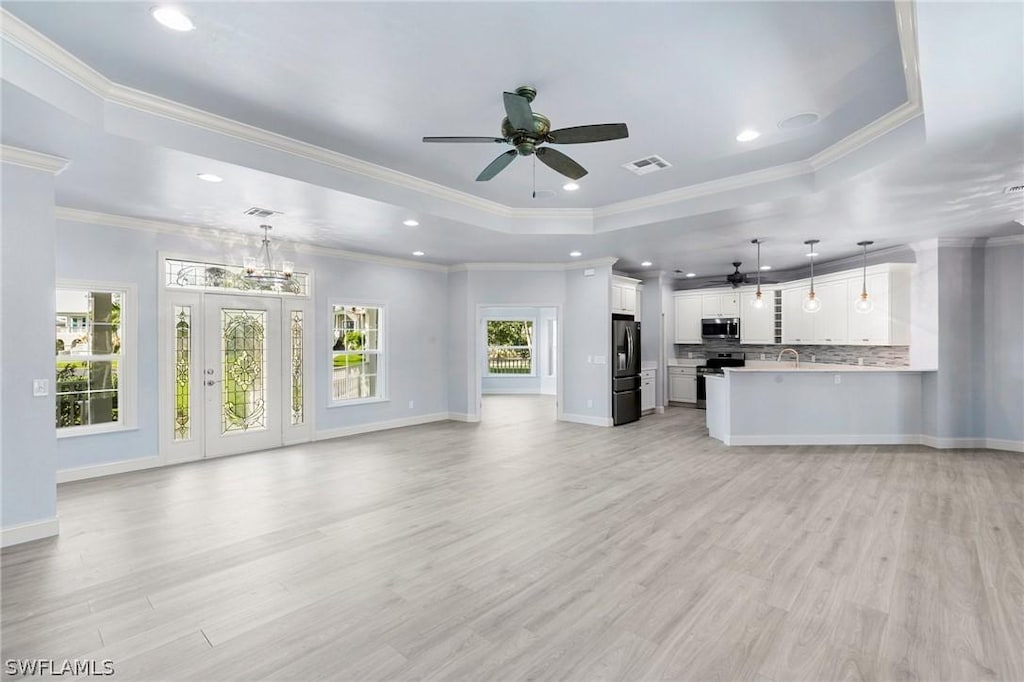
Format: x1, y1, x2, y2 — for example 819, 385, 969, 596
486, 320, 535, 375
56, 285, 135, 435
331, 304, 384, 403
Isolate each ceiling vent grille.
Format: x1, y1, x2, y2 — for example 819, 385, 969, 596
623, 155, 672, 176
243, 206, 283, 218
1004, 184, 1024, 194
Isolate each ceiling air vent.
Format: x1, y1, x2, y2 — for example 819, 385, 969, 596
1004, 184, 1024, 194
243, 206, 283, 218
623, 155, 672, 176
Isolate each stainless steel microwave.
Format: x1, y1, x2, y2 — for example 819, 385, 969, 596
701, 317, 740, 339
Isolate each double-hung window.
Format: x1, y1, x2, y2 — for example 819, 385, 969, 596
55, 284, 135, 435
331, 304, 384, 403
486, 319, 535, 375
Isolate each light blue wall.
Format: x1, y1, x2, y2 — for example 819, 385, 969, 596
53, 220, 449, 469
1, 163, 58, 528
445, 270, 470, 416
984, 243, 1024, 443
562, 264, 612, 420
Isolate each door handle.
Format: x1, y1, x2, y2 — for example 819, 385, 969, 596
205, 379, 223, 386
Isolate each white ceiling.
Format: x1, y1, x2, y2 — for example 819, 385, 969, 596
1, 1, 1022, 276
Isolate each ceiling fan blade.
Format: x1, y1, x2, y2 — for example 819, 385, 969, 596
547, 123, 629, 144
535, 147, 588, 180
422, 136, 506, 144
503, 91, 535, 131
476, 150, 518, 181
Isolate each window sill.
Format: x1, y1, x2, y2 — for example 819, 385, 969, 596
57, 424, 138, 439
328, 397, 389, 409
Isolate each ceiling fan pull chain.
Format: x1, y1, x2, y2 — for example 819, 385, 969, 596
532, 155, 536, 199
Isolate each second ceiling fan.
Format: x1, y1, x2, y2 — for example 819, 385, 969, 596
423, 86, 629, 182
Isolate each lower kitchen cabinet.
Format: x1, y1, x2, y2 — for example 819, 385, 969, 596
668, 366, 697, 403
641, 369, 656, 413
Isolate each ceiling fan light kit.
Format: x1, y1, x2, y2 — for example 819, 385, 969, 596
802, 239, 822, 313
423, 86, 629, 184
854, 240, 875, 313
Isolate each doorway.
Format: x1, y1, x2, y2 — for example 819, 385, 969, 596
160, 288, 313, 463
477, 306, 560, 423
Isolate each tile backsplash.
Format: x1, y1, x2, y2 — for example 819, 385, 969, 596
673, 340, 909, 366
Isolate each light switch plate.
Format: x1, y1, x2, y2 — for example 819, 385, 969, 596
33, 379, 49, 397
593, 355, 606, 364
583, 268, 595, 277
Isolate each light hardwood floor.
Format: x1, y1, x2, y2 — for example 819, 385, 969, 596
3, 396, 1022, 681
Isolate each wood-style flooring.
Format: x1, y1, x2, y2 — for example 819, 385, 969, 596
2, 396, 1022, 681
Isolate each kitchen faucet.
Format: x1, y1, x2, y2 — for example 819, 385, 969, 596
777, 348, 800, 368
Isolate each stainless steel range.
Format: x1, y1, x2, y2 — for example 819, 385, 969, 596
696, 352, 746, 409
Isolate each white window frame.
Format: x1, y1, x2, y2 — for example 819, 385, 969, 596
55, 280, 138, 438
328, 301, 387, 407
484, 317, 537, 378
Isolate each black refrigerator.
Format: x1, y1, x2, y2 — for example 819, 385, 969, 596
612, 315, 641, 425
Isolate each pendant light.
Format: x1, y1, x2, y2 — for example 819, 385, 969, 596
750, 239, 766, 309
854, 240, 875, 314
802, 239, 822, 313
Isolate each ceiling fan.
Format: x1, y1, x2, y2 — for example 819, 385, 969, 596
680, 262, 781, 289
423, 86, 629, 182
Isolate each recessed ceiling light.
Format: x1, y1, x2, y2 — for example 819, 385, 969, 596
569, 251, 582, 258
760, 265, 772, 271
685, 272, 696, 278
412, 251, 425, 257
641, 261, 653, 267
402, 219, 419, 227
736, 129, 760, 142
196, 173, 222, 183
151, 6, 195, 31
806, 251, 819, 257
563, 182, 580, 191
778, 112, 821, 130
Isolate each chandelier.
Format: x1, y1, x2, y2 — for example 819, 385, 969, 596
244, 224, 294, 288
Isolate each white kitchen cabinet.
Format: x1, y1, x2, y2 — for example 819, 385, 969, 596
782, 287, 815, 344
668, 366, 697, 403
701, 292, 739, 318
641, 369, 656, 413
739, 289, 776, 344
612, 276, 641, 317
813, 280, 849, 344
848, 272, 892, 345
673, 294, 702, 344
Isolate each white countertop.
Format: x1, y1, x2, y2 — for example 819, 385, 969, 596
640, 361, 658, 371
725, 361, 936, 373
667, 359, 704, 367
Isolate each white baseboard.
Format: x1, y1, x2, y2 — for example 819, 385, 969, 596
655, 406, 665, 414
985, 438, 1024, 453
2, 517, 59, 548
561, 413, 614, 427
315, 412, 450, 441
726, 434, 922, 446
482, 388, 543, 395
58, 455, 163, 483
921, 435, 1024, 452
446, 412, 481, 423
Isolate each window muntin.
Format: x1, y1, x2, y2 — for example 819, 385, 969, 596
55, 288, 126, 431
331, 305, 383, 402
486, 320, 535, 375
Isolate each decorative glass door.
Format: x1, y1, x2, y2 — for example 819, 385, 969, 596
204, 294, 283, 457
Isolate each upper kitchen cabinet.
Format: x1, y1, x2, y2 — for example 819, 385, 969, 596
612, 276, 641, 317
739, 289, 778, 344
673, 293, 702, 344
701, 292, 739, 317
782, 264, 912, 346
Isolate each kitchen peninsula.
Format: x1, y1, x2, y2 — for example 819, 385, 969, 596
705, 363, 937, 446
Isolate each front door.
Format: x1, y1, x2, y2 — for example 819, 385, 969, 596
203, 294, 282, 457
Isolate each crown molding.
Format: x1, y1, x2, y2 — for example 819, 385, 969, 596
4, 3, 923, 229
450, 256, 617, 272
937, 237, 986, 248
0, 145, 70, 174
985, 234, 1024, 247
54, 207, 448, 272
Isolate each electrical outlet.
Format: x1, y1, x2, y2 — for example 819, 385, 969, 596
32, 379, 49, 397
408, 400, 414, 409
760, 353, 766, 360
587, 355, 592, 364
593, 355, 606, 364
858, 358, 864, 366
587, 399, 593, 409
688, 352, 693, 359
834, 374, 841, 385
811, 354, 817, 363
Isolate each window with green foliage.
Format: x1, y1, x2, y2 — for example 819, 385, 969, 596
56, 288, 126, 432
331, 304, 383, 402
487, 320, 534, 375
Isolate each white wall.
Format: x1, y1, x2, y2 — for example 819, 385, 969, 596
984, 242, 1024, 443
1, 163, 59, 534
53, 219, 450, 469
562, 264, 613, 423
446, 270, 470, 417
